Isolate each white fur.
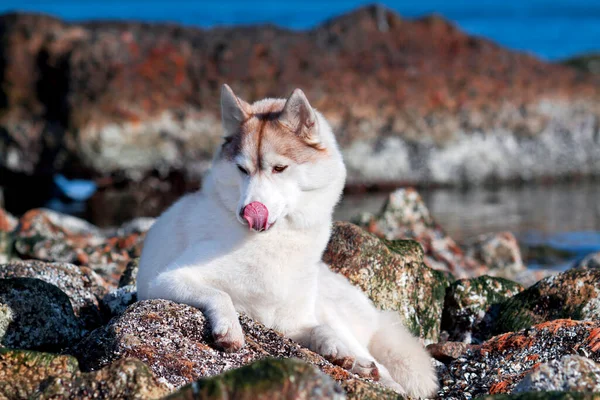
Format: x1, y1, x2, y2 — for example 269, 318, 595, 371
137, 88, 439, 398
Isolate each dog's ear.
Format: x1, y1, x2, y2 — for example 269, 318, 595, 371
279, 89, 321, 147
221, 84, 251, 134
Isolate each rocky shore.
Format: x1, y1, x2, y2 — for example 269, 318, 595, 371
1, 5, 599, 224
1, 188, 599, 399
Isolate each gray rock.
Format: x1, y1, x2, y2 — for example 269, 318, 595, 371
118, 258, 139, 288
0, 260, 107, 330
514, 355, 600, 393
575, 251, 600, 270
101, 285, 137, 318
0, 278, 84, 351
70, 299, 391, 396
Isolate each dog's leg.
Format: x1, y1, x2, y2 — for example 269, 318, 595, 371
368, 311, 439, 398
306, 324, 380, 380
150, 267, 244, 352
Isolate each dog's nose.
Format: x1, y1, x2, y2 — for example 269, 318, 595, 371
242, 202, 269, 231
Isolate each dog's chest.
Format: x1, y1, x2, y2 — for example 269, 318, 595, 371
224, 247, 318, 327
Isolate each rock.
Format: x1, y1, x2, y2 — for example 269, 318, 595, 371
486, 268, 600, 338
323, 221, 449, 343
481, 393, 600, 399
463, 232, 526, 279
354, 188, 486, 278
0, 259, 107, 330
0, 208, 17, 264
0, 348, 79, 398
0, 349, 167, 399
2, 9, 599, 223
101, 285, 137, 318
441, 275, 524, 343
70, 300, 362, 391
0, 278, 84, 351
13, 209, 148, 286
119, 258, 139, 287
575, 251, 600, 270
563, 53, 600, 74
426, 341, 474, 364
339, 378, 402, 400
437, 319, 600, 398
164, 358, 346, 400
514, 355, 600, 393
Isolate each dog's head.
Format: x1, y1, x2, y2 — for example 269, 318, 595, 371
211, 84, 346, 232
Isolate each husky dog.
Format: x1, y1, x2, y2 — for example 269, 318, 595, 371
137, 85, 439, 397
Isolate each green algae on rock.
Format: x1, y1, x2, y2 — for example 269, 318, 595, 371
514, 355, 600, 393
485, 268, 600, 338
0, 349, 166, 399
0, 348, 79, 399
163, 358, 345, 400
0, 278, 84, 351
353, 188, 486, 279
441, 275, 524, 343
323, 221, 449, 343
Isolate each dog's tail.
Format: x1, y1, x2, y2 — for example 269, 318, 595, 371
368, 311, 439, 399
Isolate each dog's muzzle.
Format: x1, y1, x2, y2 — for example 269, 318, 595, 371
241, 201, 270, 232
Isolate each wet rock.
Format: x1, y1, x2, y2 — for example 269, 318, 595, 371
164, 358, 346, 400
514, 355, 600, 393
101, 285, 137, 318
0, 278, 84, 351
575, 251, 600, 270
0, 260, 107, 330
441, 275, 524, 343
70, 300, 357, 390
437, 319, 600, 398
354, 188, 486, 278
323, 221, 449, 343
119, 258, 139, 287
487, 268, 600, 338
13, 209, 148, 286
0, 349, 167, 399
463, 232, 525, 279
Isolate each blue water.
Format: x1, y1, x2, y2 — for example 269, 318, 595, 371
1, 0, 599, 60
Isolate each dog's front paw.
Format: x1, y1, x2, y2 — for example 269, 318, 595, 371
351, 358, 380, 381
212, 319, 245, 352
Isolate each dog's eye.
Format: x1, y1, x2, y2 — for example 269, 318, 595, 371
272, 165, 288, 173
237, 165, 249, 175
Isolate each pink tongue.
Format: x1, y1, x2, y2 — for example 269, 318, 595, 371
243, 202, 269, 231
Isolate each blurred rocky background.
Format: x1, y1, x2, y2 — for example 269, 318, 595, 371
0, 1, 599, 399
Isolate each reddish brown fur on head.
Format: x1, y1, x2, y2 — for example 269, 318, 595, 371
219, 85, 326, 169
